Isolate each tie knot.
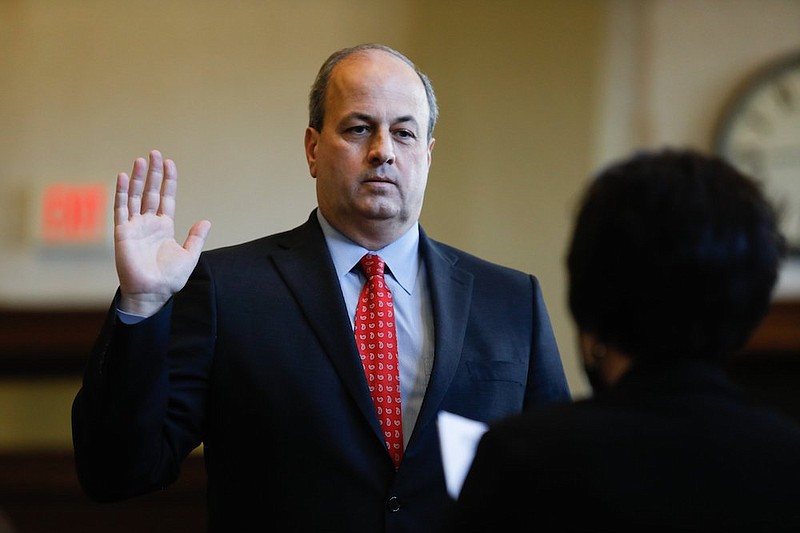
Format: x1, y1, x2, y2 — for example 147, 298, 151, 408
359, 254, 385, 279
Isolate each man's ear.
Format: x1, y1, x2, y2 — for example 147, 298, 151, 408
304, 127, 319, 178
427, 137, 435, 170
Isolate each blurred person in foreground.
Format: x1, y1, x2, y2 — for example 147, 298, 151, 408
70, 43, 569, 533
445, 148, 800, 532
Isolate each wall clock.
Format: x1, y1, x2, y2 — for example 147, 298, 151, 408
713, 50, 800, 253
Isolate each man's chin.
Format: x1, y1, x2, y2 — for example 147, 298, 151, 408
355, 201, 401, 221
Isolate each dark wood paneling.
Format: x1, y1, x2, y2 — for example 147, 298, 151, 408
0, 452, 206, 533
0, 301, 797, 531
2, 300, 796, 376
0, 308, 107, 376
0, 308, 207, 531
730, 299, 800, 423
742, 299, 800, 353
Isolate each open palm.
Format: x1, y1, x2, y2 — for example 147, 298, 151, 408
114, 150, 211, 317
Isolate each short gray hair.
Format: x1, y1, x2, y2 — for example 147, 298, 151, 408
308, 43, 439, 141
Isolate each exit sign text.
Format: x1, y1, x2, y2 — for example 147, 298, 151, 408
32, 182, 111, 247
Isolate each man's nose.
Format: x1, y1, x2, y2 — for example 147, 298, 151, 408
368, 131, 395, 166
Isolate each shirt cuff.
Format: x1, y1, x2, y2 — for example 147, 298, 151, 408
116, 308, 148, 325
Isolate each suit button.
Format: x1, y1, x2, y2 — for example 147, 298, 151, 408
387, 496, 401, 512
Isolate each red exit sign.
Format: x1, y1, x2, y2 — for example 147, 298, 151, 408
33, 182, 111, 247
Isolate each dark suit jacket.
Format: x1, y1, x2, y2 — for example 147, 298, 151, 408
72, 211, 569, 533
446, 359, 800, 532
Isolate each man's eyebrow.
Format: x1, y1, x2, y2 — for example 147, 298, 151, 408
341, 112, 419, 126
342, 112, 372, 123
393, 115, 419, 128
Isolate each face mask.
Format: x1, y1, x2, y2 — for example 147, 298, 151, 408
583, 363, 608, 396
580, 334, 609, 396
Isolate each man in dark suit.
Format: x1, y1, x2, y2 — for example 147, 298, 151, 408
445, 149, 800, 532
71, 43, 570, 532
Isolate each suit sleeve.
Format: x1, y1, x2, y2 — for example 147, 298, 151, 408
524, 275, 571, 406
72, 260, 215, 502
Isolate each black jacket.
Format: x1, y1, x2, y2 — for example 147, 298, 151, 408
448, 358, 800, 532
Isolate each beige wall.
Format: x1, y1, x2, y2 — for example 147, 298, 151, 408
3, 0, 799, 450
0, 0, 605, 449
597, 0, 800, 296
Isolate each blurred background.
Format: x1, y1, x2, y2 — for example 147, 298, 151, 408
1, 0, 799, 530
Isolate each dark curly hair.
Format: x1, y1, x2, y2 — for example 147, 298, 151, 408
567, 148, 786, 362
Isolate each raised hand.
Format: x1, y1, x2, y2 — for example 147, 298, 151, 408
114, 150, 211, 317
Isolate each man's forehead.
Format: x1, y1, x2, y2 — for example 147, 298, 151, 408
327, 55, 426, 110
336, 48, 411, 73
332, 52, 420, 88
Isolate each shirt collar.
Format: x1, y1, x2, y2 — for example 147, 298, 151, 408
316, 210, 420, 296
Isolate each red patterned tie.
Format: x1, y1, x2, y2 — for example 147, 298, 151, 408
355, 254, 403, 469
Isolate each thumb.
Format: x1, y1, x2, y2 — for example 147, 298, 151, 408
183, 219, 212, 256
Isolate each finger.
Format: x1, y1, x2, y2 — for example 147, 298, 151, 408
143, 150, 164, 214
114, 172, 130, 226
127, 156, 148, 216
158, 158, 178, 219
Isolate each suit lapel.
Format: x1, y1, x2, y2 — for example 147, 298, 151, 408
268, 216, 476, 449
411, 233, 474, 443
271, 213, 382, 438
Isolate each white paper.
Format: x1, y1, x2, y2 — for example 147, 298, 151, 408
436, 410, 489, 499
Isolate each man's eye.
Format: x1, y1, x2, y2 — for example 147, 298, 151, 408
348, 125, 369, 135
395, 130, 416, 139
